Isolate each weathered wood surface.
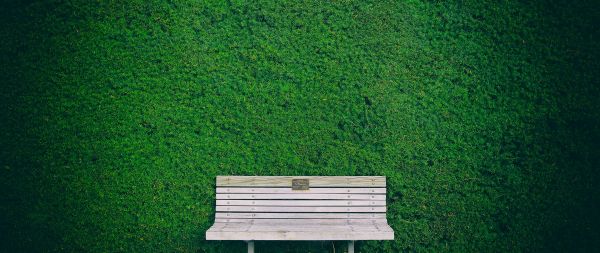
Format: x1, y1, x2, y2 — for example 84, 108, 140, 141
216, 200, 386, 206
217, 187, 386, 194
207, 176, 393, 241
206, 231, 394, 241
216, 176, 385, 187
206, 220, 394, 239
216, 206, 386, 212
217, 193, 386, 200
215, 213, 386, 219
213, 219, 389, 224
211, 226, 392, 232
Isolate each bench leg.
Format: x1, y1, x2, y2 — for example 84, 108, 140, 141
348, 240, 354, 253
246, 241, 254, 253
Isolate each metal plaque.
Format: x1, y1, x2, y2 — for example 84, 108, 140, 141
292, 179, 309, 190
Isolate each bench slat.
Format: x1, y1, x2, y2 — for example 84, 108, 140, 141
215, 213, 386, 219
217, 176, 385, 187
208, 222, 393, 232
216, 188, 386, 194
217, 194, 385, 200
213, 219, 388, 224
216, 200, 385, 206
206, 231, 394, 240
213, 226, 393, 232
216, 206, 386, 212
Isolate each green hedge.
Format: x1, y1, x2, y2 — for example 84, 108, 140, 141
1, 0, 598, 252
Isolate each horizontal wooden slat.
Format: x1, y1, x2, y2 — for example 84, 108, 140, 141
206, 231, 394, 240
217, 193, 386, 200
216, 200, 385, 206
213, 226, 392, 232
216, 206, 386, 212
213, 219, 389, 224
207, 221, 393, 232
215, 213, 386, 219
210, 221, 391, 227
217, 176, 385, 187
217, 188, 386, 194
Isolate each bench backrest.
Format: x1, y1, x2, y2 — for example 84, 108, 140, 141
215, 176, 387, 221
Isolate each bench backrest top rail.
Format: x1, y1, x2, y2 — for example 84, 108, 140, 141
217, 176, 385, 187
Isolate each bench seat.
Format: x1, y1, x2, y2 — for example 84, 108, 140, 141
206, 219, 394, 240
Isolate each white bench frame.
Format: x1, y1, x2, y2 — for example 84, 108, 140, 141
206, 176, 394, 252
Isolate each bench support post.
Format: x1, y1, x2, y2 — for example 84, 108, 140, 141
246, 241, 254, 253
348, 240, 355, 253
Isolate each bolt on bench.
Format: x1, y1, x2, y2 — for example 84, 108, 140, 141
206, 176, 394, 253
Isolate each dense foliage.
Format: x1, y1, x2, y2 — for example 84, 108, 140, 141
1, 0, 598, 252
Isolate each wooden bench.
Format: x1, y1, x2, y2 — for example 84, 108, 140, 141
206, 176, 394, 252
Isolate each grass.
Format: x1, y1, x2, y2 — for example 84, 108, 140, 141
1, 0, 598, 252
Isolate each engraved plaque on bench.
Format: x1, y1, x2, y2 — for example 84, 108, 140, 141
291, 179, 309, 190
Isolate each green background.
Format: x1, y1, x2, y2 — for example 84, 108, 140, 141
1, 0, 598, 252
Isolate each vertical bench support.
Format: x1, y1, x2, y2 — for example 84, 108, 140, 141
348, 240, 355, 253
246, 241, 254, 253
